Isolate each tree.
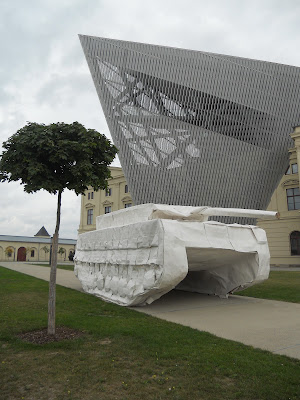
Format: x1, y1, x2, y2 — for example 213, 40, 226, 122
0, 122, 118, 335
5, 246, 14, 258
25, 247, 32, 261
58, 247, 66, 261
41, 245, 50, 259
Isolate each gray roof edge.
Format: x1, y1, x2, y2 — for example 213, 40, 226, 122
0, 235, 76, 245
80, 34, 300, 69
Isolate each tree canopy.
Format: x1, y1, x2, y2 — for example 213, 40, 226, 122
0, 121, 118, 194
0, 121, 118, 335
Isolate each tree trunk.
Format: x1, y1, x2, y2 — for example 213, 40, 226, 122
47, 190, 62, 336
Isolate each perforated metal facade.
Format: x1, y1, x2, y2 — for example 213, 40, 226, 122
79, 35, 300, 223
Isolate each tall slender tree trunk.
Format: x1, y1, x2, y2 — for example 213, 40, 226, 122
48, 190, 62, 336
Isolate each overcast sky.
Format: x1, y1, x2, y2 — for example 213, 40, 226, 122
1, 0, 300, 239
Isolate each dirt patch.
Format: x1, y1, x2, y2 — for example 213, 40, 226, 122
17, 326, 84, 345
99, 338, 111, 345
214, 376, 235, 387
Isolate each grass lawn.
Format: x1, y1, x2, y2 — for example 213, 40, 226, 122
237, 271, 300, 303
1, 266, 300, 400
31, 263, 74, 271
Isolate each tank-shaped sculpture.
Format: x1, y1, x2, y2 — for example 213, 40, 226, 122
74, 204, 278, 306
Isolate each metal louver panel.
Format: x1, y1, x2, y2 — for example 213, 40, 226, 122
79, 35, 300, 224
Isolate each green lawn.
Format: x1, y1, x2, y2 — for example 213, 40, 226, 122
237, 271, 300, 303
0, 267, 299, 400
31, 263, 74, 271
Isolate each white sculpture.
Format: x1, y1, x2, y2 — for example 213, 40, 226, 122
74, 204, 278, 306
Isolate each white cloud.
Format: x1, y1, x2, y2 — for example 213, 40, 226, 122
0, 182, 81, 238
0, 0, 300, 237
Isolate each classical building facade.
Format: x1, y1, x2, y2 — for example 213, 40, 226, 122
258, 127, 300, 265
78, 167, 133, 234
0, 226, 76, 262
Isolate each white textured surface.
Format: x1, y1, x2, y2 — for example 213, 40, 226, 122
75, 205, 271, 306
96, 203, 277, 230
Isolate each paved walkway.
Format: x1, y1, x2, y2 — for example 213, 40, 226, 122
137, 291, 300, 360
0, 261, 82, 291
271, 266, 300, 271
1, 262, 300, 360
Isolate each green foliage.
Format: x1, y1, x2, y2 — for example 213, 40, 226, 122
0, 121, 118, 335
4, 247, 13, 257
41, 246, 49, 254
58, 247, 65, 255
0, 121, 118, 195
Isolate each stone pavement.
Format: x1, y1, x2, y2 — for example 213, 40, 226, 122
0, 261, 82, 291
271, 266, 300, 271
1, 262, 299, 360
136, 290, 300, 360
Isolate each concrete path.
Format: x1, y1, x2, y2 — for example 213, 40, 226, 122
0, 261, 82, 291
271, 266, 300, 271
1, 262, 299, 360
137, 291, 300, 360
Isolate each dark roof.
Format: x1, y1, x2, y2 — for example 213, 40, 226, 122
35, 226, 50, 237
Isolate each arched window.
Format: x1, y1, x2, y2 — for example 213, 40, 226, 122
87, 209, 93, 225
290, 231, 300, 255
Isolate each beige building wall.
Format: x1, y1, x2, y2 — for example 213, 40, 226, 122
78, 167, 134, 234
79, 146, 300, 266
258, 127, 300, 266
0, 241, 40, 262
0, 240, 76, 262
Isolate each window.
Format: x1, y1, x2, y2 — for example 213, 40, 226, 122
88, 192, 94, 200
87, 209, 93, 225
125, 203, 132, 208
106, 188, 112, 196
290, 231, 300, 255
292, 163, 298, 174
31, 250, 35, 257
287, 188, 300, 210
88, 192, 90, 200
125, 184, 128, 193
105, 206, 112, 214
285, 166, 291, 175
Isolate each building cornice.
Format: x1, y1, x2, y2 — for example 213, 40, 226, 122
281, 178, 299, 188
102, 200, 113, 205
121, 195, 132, 203
85, 202, 95, 209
